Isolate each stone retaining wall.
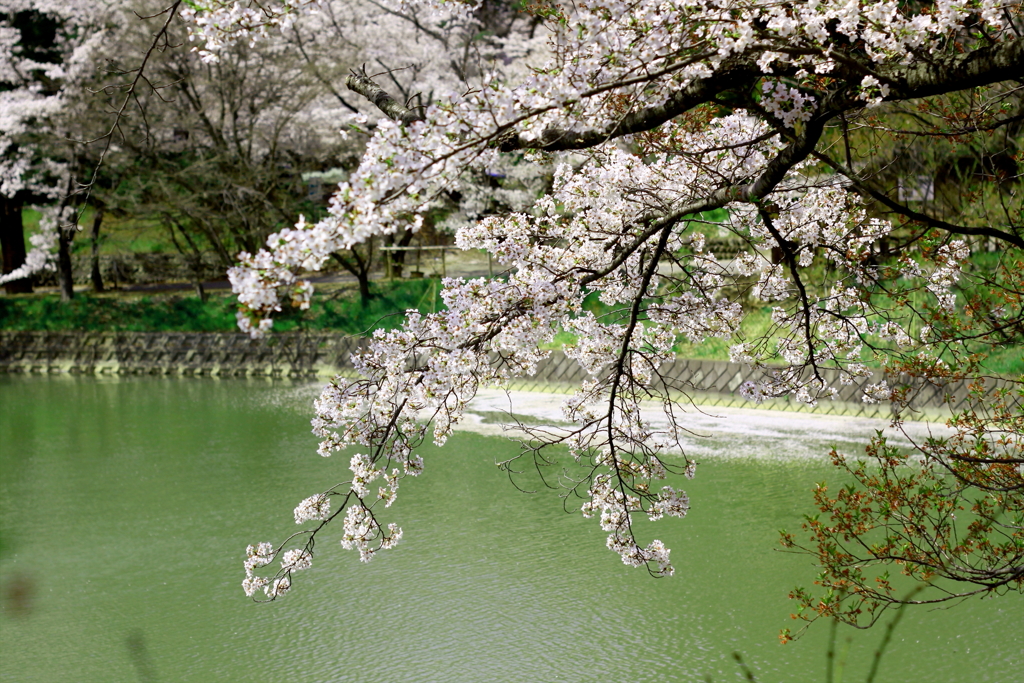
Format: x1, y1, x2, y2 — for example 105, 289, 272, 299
0, 330, 362, 378
2, 330, 1006, 420
500, 350, 971, 420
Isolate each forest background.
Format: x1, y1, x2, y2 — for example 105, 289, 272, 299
1, 1, 1021, 374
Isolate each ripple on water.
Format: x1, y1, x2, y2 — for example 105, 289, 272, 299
2, 377, 1015, 683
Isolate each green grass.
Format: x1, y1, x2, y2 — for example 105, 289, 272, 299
3, 277, 1021, 376
0, 292, 239, 332
21, 207, 42, 235
0, 278, 758, 359
0, 279, 446, 334
90, 214, 174, 255
542, 291, 774, 362
980, 345, 1024, 377
281, 279, 447, 334
23, 206, 177, 255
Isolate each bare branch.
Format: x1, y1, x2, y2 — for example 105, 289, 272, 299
345, 65, 424, 125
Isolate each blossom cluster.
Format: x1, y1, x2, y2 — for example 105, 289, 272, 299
0, 205, 65, 285
242, 541, 317, 599
927, 241, 970, 312
293, 493, 331, 524
182, 0, 327, 63
181, 0, 1019, 589
861, 381, 891, 405
761, 81, 816, 128
2, 2, 120, 287
581, 474, 679, 576
339, 503, 403, 563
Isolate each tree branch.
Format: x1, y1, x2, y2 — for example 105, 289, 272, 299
498, 57, 759, 152
812, 150, 1024, 250
345, 65, 424, 125
885, 36, 1024, 101
498, 37, 1024, 153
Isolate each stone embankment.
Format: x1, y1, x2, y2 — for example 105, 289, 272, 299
0, 330, 994, 420
0, 330, 357, 378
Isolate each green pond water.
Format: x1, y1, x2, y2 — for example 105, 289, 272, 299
0, 375, 1020, 682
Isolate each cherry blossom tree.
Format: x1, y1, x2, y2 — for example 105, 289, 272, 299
1, 0, 185, 298
185, 0, 1022, 621
4, 1, 538, 302
103, 16, 343, 282
262, 0, 548, 292
2, 0, 548, 299
0, 0, 77, 294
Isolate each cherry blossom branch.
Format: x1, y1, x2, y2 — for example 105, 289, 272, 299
345, 65, 425, 125
886, 35, 1024, 101
494, 53, 748, 152
811, 150, 1024, 250
183, 0, 1024, 608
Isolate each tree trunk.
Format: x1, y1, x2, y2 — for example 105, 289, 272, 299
193, 280, 207, 303
388, 229, 416, 276
330, 251, 374, 306
165, 217, 209, 303
1, 196, 33, 294
90, 207, 104, 292
356, 270, 371, 305
56, 219, 74, 301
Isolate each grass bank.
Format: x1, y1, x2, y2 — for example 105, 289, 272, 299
0, 281, 752, 362
0, 280, 446, 336
2, 279, 1020, 375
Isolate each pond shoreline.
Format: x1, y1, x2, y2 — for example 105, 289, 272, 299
0, 329, 349, 378
0, 329, 974, 421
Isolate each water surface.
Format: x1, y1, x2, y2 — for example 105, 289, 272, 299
0, 376, 1019, 682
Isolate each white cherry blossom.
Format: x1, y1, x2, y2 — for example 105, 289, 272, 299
188, 0, 1024, 594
